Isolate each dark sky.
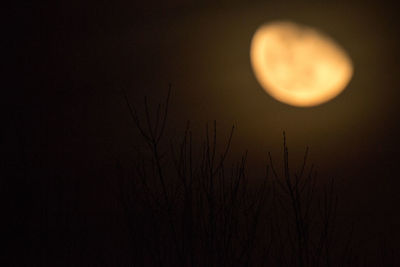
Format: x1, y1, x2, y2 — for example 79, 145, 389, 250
6, 0, 400, 264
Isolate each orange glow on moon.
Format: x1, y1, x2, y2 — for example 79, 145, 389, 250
250, 21, 353, 107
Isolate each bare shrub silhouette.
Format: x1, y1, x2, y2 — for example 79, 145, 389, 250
118, 86, 362, 267
267, 134, 343, 267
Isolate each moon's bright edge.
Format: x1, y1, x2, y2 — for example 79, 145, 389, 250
250, 21, 354, 107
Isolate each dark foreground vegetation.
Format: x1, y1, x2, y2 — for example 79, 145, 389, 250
116, 87, 396, 267
5, 87, 398, 266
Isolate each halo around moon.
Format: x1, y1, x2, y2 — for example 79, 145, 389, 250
250, 21, 354, 107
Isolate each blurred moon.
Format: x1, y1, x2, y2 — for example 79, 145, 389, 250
250, 21, 353, 107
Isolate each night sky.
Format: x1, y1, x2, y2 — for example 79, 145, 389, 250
6, 0, 400, 265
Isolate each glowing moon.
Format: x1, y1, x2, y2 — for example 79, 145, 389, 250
250, 21, 353, 107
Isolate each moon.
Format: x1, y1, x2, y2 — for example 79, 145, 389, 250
250, 21, 354, 107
